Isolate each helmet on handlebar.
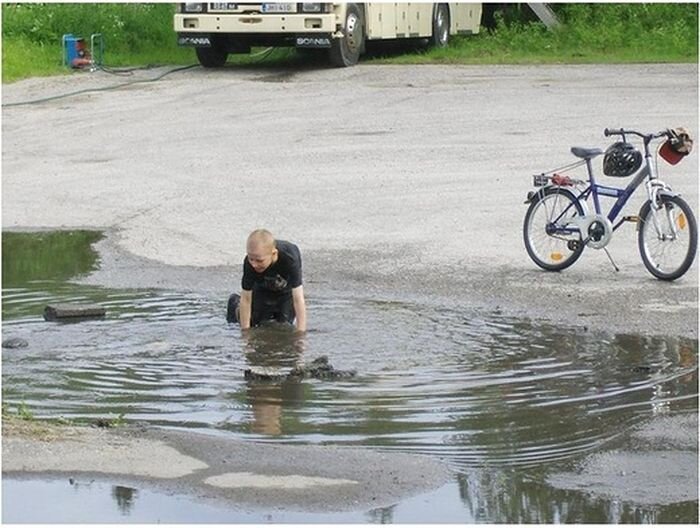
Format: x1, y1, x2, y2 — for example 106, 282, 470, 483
659, 127, 693, 165
603, 142, 643, 177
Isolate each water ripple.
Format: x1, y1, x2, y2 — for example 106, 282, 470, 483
3, 289, 697, 470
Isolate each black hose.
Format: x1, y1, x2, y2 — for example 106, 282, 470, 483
2, 64, 199, 108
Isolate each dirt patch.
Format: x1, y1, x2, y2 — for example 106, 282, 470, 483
2, 416, 83, 442
2, 419, 451, 513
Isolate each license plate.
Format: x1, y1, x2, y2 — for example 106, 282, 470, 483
210, 2, 237, 11
262, 3, 296, 13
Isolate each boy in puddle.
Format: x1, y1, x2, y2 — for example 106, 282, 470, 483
227, 229, 307, 332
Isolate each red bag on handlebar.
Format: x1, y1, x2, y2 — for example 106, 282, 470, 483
659, 127, 693, 165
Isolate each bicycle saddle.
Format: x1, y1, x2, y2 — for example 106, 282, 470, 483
571, 147, 604, 159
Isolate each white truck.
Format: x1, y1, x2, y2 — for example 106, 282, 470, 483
174, 2, 482, 67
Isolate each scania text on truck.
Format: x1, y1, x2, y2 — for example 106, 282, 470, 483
174, 3, 482, 67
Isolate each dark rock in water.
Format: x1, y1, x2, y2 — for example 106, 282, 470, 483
2, 338, 29, 349
44, 303, 106, 321
288, 355, 357, 380
244, 356, 356, 382
244, 367, 288, 382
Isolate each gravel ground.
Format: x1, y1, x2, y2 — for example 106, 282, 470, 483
3, 63, 697, 337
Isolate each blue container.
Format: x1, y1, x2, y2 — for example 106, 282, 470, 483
62, 34, 85, 67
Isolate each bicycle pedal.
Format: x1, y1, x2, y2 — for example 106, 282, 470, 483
622, 215, 640, 223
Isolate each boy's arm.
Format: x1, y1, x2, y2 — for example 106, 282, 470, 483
292, 285, 306, 332
239, 289, 253, 330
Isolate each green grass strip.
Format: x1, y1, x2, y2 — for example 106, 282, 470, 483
3, 3, 697, 83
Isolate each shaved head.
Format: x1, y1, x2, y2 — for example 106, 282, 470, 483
247, 229, 276, 252
246, 229, 278, 273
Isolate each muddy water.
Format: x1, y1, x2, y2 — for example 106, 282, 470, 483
2, 231, 698, 523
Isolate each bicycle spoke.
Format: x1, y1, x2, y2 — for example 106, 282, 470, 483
524, 189, 584, 271
639, 198, 696, 279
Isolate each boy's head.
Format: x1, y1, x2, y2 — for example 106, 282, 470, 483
246, 229, 278, 273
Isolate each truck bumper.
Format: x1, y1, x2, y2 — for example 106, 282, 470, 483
174, 13, 336, 34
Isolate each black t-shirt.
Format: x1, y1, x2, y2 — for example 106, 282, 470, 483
241, 240, 302, 296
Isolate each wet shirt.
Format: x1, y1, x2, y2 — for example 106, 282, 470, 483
241, 240, 302, 297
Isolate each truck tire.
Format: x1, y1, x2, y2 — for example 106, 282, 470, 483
196, 45, 228, 68
431, 4, 450, 48
329, 3, 364, 67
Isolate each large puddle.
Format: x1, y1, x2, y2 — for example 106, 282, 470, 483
2, 231, 698, 523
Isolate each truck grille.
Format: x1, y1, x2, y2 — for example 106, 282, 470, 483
207, 3, 299, 14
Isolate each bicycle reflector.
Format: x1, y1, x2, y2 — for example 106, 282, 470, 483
660, 127, 693, 165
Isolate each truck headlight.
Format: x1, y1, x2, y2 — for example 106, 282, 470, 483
301, 3, 322, 13
183, 3, 205, 13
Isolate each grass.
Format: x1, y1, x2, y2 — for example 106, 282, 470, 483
2, 3, 697, 83
370, 3, 698, 65
2, 401, 125, 430
2, 3, 194, 82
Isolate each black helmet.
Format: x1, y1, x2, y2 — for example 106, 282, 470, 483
603, 142, 643, 177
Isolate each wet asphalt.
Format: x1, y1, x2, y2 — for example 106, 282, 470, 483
3, 422, 450, 513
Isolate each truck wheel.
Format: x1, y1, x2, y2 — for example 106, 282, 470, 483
431, 4, 450, 48
196, 45, 228, 68
329, 3, 364, 67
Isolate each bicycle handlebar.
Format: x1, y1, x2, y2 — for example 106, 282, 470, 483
604, 128, 670, 141
604, 128, 626, 137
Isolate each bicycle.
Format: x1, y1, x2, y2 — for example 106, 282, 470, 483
523, 127, 697, 281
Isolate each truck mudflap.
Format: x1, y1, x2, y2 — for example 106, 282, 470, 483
178, 35, 212, 47
295, 35, 332, 48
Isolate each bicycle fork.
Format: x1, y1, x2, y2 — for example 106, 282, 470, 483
646, 180, 680, 241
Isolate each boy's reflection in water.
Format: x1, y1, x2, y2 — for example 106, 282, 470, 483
242, 322, 307, 436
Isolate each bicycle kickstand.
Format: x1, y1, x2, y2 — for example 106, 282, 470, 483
603, 247, 620, 272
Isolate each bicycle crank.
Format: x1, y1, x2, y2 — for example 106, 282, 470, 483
571, 214, 613, 249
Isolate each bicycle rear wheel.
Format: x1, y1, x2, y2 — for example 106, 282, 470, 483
523, 187, 585, 271
638, 195, 698, 281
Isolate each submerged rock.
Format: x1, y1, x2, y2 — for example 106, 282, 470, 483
244, 356, 356, 382
288, 356, 357, 380
244, 366, 288, 382
2, 338, 29, 349
44, 303, 106, 321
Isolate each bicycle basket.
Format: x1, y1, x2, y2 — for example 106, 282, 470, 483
659, 127, 693, 166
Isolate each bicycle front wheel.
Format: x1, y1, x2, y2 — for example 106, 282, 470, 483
523, 187, 585, 271
638, 195, 698, 281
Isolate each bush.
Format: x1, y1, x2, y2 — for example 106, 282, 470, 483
439, 2, 698, 64
2, 3, 178, 53
555, 3, 698, 53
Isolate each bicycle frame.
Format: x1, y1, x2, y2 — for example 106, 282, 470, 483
547, 133, 674, 236
575, 157, 650, 232
525, 126, 696, 279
